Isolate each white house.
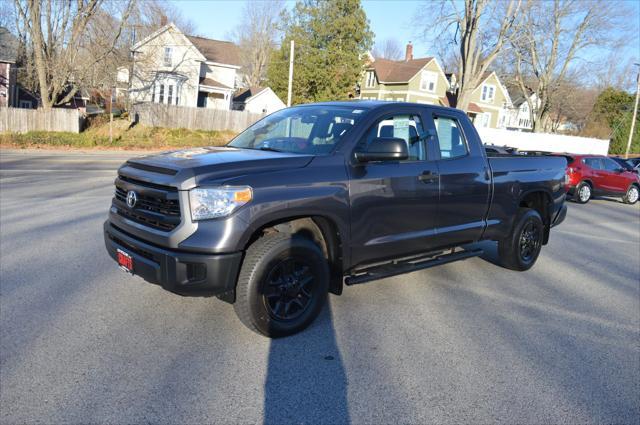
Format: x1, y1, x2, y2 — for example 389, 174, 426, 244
128, 23, 242, 110
505, 91, 539, 132
232, 86, 285, 115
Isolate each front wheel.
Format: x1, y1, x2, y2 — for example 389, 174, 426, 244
498, 208, 544, 271
233, 233, 329, 338
622, 185, 639, 205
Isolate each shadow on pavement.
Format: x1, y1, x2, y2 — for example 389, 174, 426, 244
264, 299, 349, 424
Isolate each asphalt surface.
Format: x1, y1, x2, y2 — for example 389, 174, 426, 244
1, 149, 639, 424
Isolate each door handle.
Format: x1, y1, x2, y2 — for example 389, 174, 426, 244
418, 171, 438, 182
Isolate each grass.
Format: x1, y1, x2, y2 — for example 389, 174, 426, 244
0, 118, 237, 151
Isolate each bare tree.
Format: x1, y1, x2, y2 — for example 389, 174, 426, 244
14, 0, 134, 109
416, 0, 521, 111
372, 38, 403, 60
129, 0, 196, 40
230, 0, 283, 87
509, 0, 627, 132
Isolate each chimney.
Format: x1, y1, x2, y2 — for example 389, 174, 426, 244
160, 14, 168, 27
405, 42, 413, 61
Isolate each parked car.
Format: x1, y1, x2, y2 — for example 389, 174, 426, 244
610, 156, 638, 173
104, 101, 567, 337
626, 157, 640, 170
565, 155, 640, 204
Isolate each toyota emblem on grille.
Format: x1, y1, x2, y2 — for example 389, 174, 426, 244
126, 190, 138, 208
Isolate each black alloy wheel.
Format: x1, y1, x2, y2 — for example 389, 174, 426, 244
498, 208, 544, 271
263, 257, 315, 321
519, 220, 542, 263
233, 233, 329, 337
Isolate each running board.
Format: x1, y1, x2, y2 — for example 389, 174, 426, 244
344, 249, 483, 286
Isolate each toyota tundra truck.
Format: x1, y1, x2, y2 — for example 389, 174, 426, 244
104, 101, 567, 337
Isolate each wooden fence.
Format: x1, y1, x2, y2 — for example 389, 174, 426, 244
0, 107, 81, 133
131, 103, 265, 132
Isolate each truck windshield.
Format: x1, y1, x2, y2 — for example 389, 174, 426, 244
228, 106, 366, 154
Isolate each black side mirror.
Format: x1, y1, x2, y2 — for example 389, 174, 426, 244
355, 137, 409, 163
615, 167, 625, 173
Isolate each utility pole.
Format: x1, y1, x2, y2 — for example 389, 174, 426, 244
287, 40, 294, 107
625, 63, 640, 159
109, 85, 114, 144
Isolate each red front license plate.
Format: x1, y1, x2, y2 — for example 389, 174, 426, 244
117, 249, 133, 273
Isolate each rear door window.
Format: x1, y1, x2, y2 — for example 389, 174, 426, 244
433, 116, 468, 159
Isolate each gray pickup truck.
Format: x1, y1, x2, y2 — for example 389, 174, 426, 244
104, 101, 567, 337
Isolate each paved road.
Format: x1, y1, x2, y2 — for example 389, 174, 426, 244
1, 150, 639, 424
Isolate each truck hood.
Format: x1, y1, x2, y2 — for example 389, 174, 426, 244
126, 146, 314, 186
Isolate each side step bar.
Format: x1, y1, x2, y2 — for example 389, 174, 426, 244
344, 248, 483, 286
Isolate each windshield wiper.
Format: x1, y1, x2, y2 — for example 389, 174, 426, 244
258, 146, 285, 153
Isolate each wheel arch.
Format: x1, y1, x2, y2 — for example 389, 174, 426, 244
580, 179, 594, 188
244, 215, 345, 296
518, 190, 553, 244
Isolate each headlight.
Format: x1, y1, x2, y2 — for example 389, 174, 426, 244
188, 186, 252, 221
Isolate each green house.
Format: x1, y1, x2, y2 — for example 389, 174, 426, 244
359, 46, 450, 106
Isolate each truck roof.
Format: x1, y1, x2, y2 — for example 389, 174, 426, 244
295, 100, 462, 114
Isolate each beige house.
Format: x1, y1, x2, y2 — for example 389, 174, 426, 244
359, 44, 451, 106
462, 72, 512, 129
128, 23, 242, 110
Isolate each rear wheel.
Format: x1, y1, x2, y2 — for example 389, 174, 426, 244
574, 181, 591, 204
498, 208, 544, 271
622, 185, 639, 205
233, 233, 329, 338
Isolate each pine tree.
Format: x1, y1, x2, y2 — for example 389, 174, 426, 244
267, 0, 373, 105
586, 88, 640, 154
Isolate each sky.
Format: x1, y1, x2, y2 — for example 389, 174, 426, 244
171, 0, 640, 87
170, 0, 433, 56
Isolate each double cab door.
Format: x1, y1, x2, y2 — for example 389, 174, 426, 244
348, 106, 490, 267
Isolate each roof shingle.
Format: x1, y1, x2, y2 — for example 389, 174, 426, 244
0, 27, 18, 63
186, 35, 241, 66
369, 57, 434, 83
199, 77, 233, 89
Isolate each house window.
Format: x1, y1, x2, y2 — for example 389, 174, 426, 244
481, 84, 495, 102
420, 71, 437, 92
159, 84, 165, 103
365, 71, 376, 88
151, 84, 155, 102
163, 47, 172, 67
168, 85, 173, 105
477, 112, 491, 128
19, 100, 32, 108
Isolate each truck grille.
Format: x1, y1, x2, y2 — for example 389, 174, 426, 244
113, 175, 181, 231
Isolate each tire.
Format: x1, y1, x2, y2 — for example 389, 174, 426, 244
233, 233, 329, 338
574, 181, 592, 204
498, 208, 544, 271
622, 185, 639, 205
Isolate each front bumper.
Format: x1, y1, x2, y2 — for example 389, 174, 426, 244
104, 221, 242, 300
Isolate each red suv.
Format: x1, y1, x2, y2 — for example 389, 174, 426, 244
565, 155, 639, 204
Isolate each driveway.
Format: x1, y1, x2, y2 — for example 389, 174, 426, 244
1, 150, 638, 424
